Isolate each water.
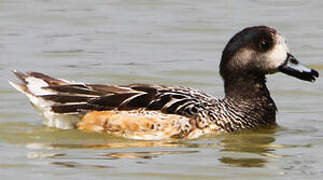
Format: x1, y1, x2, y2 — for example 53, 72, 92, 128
1, 0, 323, 179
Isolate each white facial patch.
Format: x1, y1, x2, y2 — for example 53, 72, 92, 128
264, 34, 289, 72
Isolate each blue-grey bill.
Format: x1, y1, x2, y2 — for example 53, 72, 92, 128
278, 53, 319, 82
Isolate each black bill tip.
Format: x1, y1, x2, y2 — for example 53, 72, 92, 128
312, 69, 319, 78
305, 69, 319, 82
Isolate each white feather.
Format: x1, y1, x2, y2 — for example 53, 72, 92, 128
25, 76, 55, 96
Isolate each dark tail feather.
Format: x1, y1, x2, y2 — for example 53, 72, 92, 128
44, 85, 105, 96
12, 70, 28, 84
12, 70, 68, 86
40, 95, 94, 103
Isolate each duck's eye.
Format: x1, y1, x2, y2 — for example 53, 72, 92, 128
260, 40, 270, 51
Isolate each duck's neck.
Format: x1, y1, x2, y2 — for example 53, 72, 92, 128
215, 72, 277, 131
224, 72, 270, 99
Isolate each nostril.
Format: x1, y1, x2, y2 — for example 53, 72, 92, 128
290, 58, 298, 64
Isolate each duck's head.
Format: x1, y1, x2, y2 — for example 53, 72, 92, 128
220, 26, 319, 82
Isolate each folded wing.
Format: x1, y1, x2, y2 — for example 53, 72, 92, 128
10, 71, 214, 119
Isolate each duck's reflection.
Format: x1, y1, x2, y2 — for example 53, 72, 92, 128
104, 150, 199, 160
19, 124, 283, 168
217, 127, 280, 168
26, 139, 187, 150
51, 161, 113, 169
219, 157, 267, 168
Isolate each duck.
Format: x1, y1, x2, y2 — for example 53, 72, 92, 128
9, 26, 319, 140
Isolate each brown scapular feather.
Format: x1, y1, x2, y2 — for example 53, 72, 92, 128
40, 95, 93, 103
88, 93, 142, 107
44, 85, 106, 96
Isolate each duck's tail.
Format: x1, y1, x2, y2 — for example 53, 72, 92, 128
9, 71, 83, 129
